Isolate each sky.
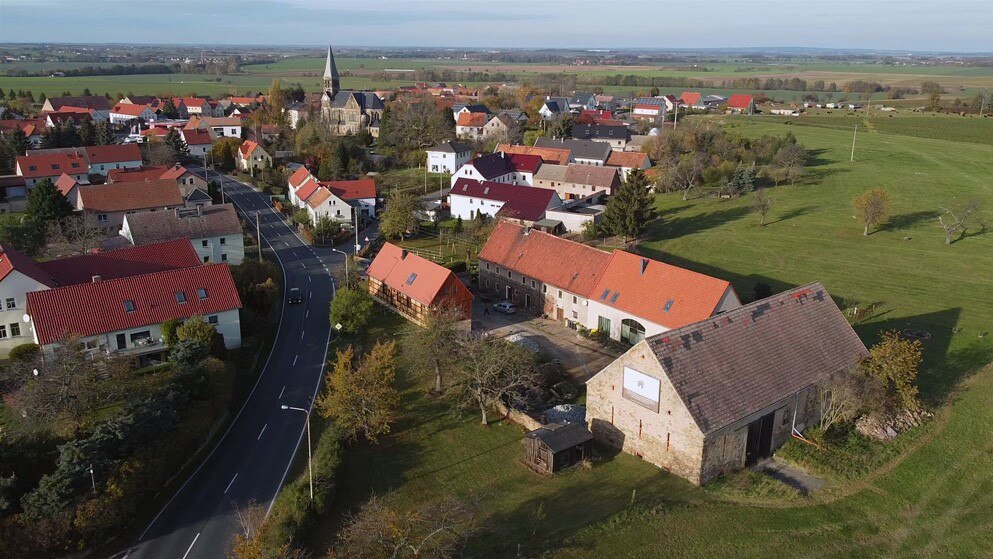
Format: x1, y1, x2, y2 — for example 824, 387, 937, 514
1, 0, 991, 53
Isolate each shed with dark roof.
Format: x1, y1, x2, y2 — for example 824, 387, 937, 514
523, 422, 593, 475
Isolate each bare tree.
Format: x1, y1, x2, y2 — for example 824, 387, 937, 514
937, 200, 982, 245
44, 214, 108, 258
330, 494, 477, 559
447, 334, 538, 425
752, 189, 773, 226
672, 153, 707, 201
817, 370, 866, 432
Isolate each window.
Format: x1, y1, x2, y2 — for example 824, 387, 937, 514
406, 273, 417, 285
531, 280, 536, 288
221, 254, 227, 262
0, 325, 7, 338
507, 270, 512, 278
5, 298, 14, 309
175, 291, 187, 304
664, 299, 674, 312
600, 289, 609, 301
197, 288, 208, 300
8, 323, 18, 337
98, 214, 108, 222
208, 315, 218, 325
485, 262, 490, 270
123, 300, 136, 312
202, 240, 208, 247
496, 266, 500, 274
485, 279, 490, 288
598, 316, 611, 333
521, 276, 526, 285
130, 331, 151, 344
572, 295, 578, 304
220, 237, 226, 245
610, 292, 619, 304
203, 256, 209, 263
558, 290, 562, 298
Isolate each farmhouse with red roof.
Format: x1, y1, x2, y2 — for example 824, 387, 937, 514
303, 178, 378, 226
366, 242, 473, 326
450, 178, 562, 225
15, 152, 89, 186
237, 140, 271, 173
477, 222, 740, 342
450, 151, 543, 187
727, 93, 756, 114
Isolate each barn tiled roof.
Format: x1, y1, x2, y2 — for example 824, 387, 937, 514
27, 263, 241, 345
367, 242, 463, 308
728, 94, 754, 109
321, 178, 376, 200
495, 144, 571, 166
84, 144, 142, 164
478, 221, 611, 297
125, 205, 241, 246
79, 180, 185, 213
37, 238, 202, 286
606, 151, 650, 169
563, 164, 620, 191
591, 251, 735, 331
644, 282, 868, 434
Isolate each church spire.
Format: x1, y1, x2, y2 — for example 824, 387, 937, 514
323, 45, 340, 97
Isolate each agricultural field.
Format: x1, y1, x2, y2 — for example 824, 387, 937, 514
298, 115, 993, 557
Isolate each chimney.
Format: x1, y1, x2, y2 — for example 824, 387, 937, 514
500, 151, 505, 158
401, 249, 408, 259
640, 258, 649, 275
92, 275, 101, 283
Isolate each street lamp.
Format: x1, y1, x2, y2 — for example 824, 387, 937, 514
280, 405, 313, 501
330, 247, 349, 289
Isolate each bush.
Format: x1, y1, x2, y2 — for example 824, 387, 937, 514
445, 260, 467, 274
329, 287, 374, 334
8, 343, 39, 363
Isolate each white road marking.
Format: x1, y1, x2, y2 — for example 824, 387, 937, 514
309, 291, 312, 299
308, 276, 312, 283
224, 473, 238, 494
300, 330, 305, 340
279, 385, 285, 399
306, 309, 310, 318
257, 424, 267, 440
182, 533, 200, 559
293, 354, 298, 365
302, 263, 307, 269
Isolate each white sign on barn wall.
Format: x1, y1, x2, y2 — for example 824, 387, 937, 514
622, 366, 660, 412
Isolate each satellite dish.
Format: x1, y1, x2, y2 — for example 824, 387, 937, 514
22, 314, 29, 323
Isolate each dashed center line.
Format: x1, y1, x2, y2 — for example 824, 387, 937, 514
257, 423, 267, 440
279, 385, 286, 399
300, 330, 305, 340
224, 473, 238, 494
293, 354, 298, 366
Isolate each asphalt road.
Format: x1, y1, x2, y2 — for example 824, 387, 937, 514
118, 169, 346, 559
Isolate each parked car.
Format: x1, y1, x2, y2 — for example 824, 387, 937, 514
288, 287, 303, 304
493, 301, 516, 315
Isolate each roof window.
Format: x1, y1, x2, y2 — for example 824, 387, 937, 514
610, 292, 620, 304
197, 288, 208, 300
123, 300, 136, 312
406, 273, 417, 285
175, 291, 187, 304
600, 289, 609, 301
664, 299, 674, 312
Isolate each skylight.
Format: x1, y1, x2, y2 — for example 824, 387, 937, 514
175, 291, 187, 304
197, 288, 208, 300
610, 292, 619, 304
664, 299, 674, 312
123, 300, 136, 312
406, 273, 417, 285
600, 289, 609, 300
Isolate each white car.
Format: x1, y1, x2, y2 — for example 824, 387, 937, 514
492, 301, 516, 315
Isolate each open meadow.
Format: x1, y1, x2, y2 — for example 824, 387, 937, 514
291, 114, 993, 558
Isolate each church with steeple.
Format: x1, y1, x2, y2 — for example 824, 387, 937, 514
319, 46, 384, 137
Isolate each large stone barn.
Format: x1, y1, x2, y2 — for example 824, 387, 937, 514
585, 283, 868, 485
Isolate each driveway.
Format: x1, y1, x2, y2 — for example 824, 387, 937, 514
471, 298, 620, 382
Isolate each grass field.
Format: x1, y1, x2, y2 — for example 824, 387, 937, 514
298, 117, 993, 557
756, 110, 993, 146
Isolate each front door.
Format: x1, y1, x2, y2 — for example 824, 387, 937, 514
116, 333, 127, 350
505, 286, 511, 301
745, 412, 776, 466
525, 294, 531, 308
556, 308, 564, 321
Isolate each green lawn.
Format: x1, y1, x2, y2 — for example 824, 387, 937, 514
301, 116, 993, 557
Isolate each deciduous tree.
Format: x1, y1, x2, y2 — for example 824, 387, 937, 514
937, 200, 981, 245
448, 335, 538, 425
329, 286, 374, 334
752, 189, 773, 226
317, 342, 400, 443
852, 187, 891, 236
403, 304, 465, 393
860, 330, 923, 415
379, 190, 422, 241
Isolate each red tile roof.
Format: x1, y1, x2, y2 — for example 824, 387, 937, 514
108, 165, 171, 183
37, 238, 202, 287
295, 179, 320, 202
456, 112, 488, 128
680, 92, 701, 105
495, 144, 571, 166
16, 153, 89, 178
288, 166, 316, 190
79, 180, 185, 213
239, 140, 261, 158
728, 94, 754, 110
479, 222, 612, 296
159, 164, 193, 180
506, 153, 542, 174
306, 187, 332, 209
54, 173, 79, 196
181, 128, 214, 145
27, 263, 242, 345
451, 179, 556, 222
605, 151, 650, 169
112, 103, 153, 117
84, 144, 142, 164
591, 250, 736, 330
47, 96, 109, 111
367, 242, 470, 310
321, 178, 376, 200
0, 243, 56, 287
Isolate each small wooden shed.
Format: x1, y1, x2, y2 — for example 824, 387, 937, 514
523, 422, 593, 475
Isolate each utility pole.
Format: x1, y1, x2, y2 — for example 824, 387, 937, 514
354, 210, 359, 254
281, 406, 313, 501
423, 164, 427, 194
850, 124, 858, 163
256, 212, 262, 262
